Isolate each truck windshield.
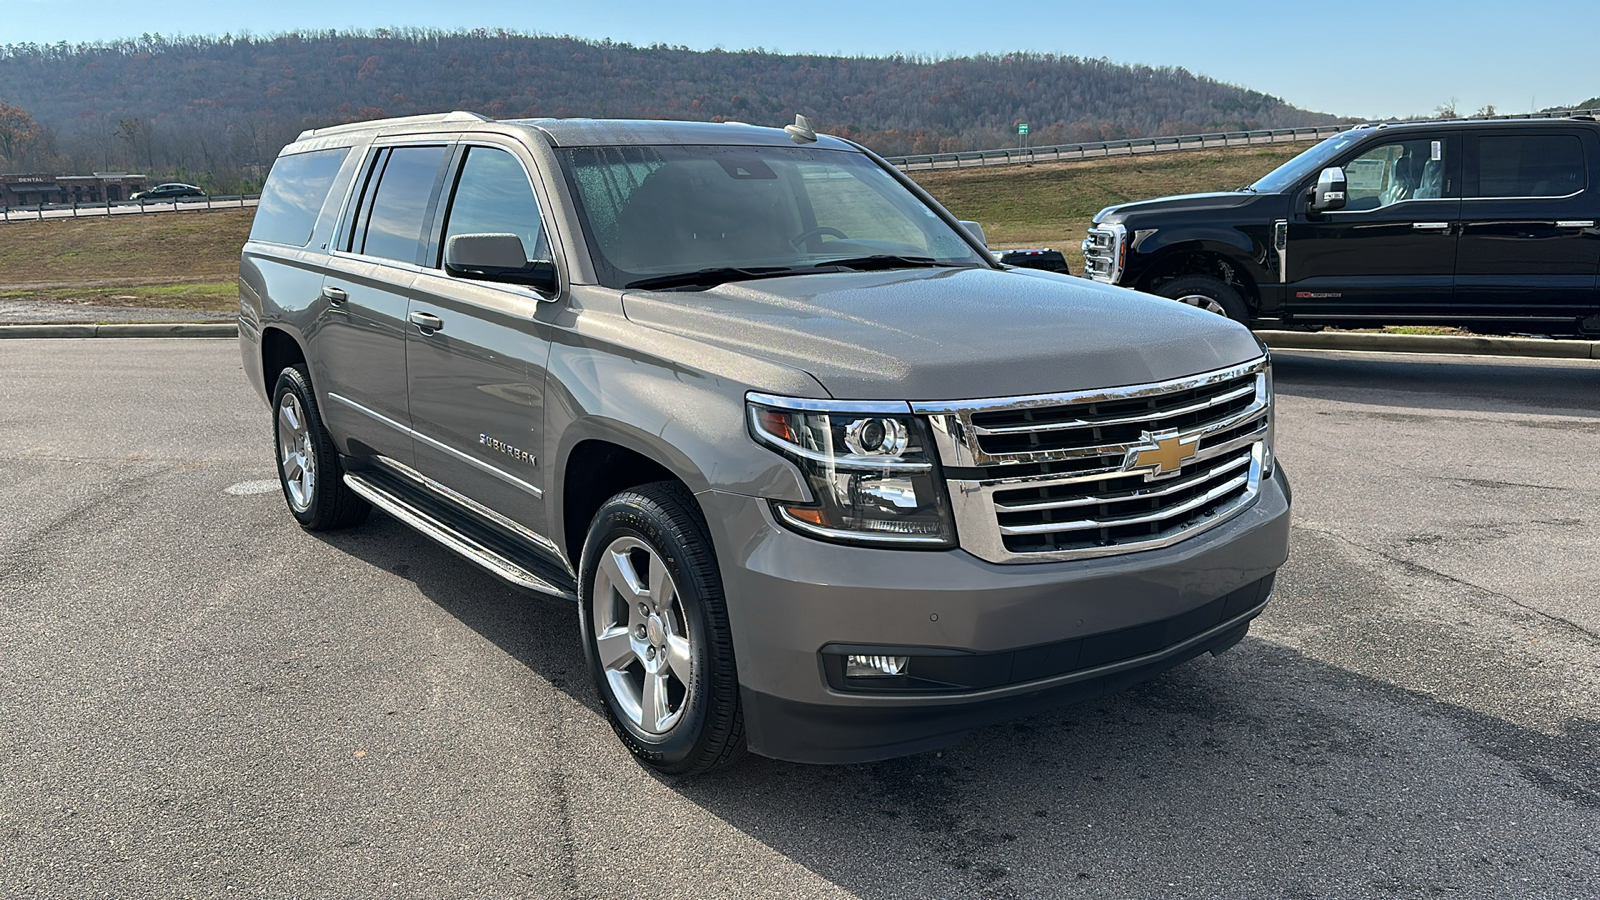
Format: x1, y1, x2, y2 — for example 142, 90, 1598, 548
558, 144, 988, 289
1249, 130, 1368, 194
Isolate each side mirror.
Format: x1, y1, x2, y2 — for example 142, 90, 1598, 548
1310, 166, 1347, 213
444, 233, 558, 297
959, 220, 987, 247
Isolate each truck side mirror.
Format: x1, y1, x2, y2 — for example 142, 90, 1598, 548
959, 220, 987, 247
1310, 167, 1347, 213
444, 233, 558, 297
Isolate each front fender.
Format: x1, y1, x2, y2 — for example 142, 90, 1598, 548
543, 304, 823, 556
1126, 225, 1273, 290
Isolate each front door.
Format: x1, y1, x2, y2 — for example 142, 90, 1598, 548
1285, 135, 1460, 322
405, 143, 556, 540
1455, 130, 1600, 326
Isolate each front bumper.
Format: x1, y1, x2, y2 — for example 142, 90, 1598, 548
695, 464, 1291, 764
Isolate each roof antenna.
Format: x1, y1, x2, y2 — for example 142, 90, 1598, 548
784, 114, 817, 144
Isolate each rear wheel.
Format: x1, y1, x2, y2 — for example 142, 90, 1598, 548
271, 364, 369, 531
578, 481, 744, 776
1155, 274, 1249, 324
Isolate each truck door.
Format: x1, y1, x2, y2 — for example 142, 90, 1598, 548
1455, 129, 1600, 327
404, 142, 555, 542
314, 143, 451, 464
1285, 135, 1460, 322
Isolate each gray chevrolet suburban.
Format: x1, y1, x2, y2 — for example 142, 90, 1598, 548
240, 111, 1291, 775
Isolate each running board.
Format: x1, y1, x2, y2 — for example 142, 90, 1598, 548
343, 472, 578, 601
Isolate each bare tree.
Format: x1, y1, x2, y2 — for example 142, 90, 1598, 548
0, 100, 39, 166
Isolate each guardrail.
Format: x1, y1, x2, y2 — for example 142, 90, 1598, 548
886, 108, 1600, 171
1, 194, 260, 223
887, 126, 1348, 171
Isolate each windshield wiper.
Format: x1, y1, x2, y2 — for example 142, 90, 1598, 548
809, 254, 947, 272
625, 266, 802, 291
1236, 186, 1259, 193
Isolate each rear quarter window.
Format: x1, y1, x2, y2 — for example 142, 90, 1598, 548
250, 148, 350, 247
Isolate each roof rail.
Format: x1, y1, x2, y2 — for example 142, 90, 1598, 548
296, 110, 491, 142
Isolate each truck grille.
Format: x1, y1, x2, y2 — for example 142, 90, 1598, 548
914, 358, 1271, 564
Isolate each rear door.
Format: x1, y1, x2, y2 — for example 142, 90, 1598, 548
1455, 128, 1600, 325
1285, 133, 1461, 321
404, 140, 558, 539
315, 142, 452, 464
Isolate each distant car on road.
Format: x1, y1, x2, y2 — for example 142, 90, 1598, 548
132, 183, 207, 201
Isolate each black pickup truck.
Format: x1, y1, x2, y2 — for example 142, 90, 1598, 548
1083, 117, 1600, 335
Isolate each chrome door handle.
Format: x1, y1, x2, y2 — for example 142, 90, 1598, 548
1412, 222, 1451, 231
1556, 220, 1595, 228
409, 311, 444, 332
321, 286, 348, 305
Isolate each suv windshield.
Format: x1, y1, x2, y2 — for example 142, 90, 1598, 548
558, 144, 988, 289
1249, 129, 1369, 194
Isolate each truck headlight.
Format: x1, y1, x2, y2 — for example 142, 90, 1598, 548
747, 395, 956, 548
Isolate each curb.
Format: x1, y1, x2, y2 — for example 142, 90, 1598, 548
1256, 330, 1600, 360
0, 323, 238, 339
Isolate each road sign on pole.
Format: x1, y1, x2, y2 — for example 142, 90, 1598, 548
1019, 123, 1029, 150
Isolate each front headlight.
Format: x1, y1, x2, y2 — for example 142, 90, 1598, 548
747, 394, 956, 548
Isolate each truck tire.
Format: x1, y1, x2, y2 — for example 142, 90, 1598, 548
578, 481, 745, 776
270, 364, 370, 531
1155, 275, 1249, 324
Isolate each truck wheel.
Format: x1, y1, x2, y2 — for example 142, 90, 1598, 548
578, 482, 745, 776
271, 364, 370, 531
1155, 275, 1249, 323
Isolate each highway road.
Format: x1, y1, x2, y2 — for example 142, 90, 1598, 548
2, 340, 1597, 899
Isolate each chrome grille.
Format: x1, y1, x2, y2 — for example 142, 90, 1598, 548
914, 357, 1271, 564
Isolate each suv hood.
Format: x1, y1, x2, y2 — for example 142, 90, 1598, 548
1095, 191, 1258, 224
621, 267, 1263, 400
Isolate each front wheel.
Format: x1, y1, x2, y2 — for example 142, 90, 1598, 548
578, 482, 744, 776
1154, 274, 1250, 324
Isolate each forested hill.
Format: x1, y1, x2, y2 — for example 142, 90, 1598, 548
0, 30, 1338, 186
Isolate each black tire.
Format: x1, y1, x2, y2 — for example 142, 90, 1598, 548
1154, 274, 1250, 324
270, 364, 370, 531
578, 481, 745, 776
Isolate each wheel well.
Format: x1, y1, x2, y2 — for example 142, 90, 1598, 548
261, 327, 306, 386
1138, 252, 1259, 309
562, 440, 681, 563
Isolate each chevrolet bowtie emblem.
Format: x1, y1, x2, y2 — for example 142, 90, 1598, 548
1126, 430, 1199, 479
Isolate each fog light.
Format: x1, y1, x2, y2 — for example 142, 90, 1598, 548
846, 654, 909, 677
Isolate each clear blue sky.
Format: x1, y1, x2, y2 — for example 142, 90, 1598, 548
2, 0, 1593, 120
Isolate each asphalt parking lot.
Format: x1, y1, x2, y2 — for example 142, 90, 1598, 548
2, 339, 1598, 899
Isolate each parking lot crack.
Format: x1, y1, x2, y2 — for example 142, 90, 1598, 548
1297, 524, 1600, 645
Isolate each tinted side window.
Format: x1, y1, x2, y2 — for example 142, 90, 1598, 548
359, 145, 448, 264
250, 147, 349, 247
1477, 135, 1585, 198
440, 147, 547, 265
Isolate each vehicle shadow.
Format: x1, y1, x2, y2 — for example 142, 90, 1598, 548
313, 516, 1600, 899
1272, 349, 1600, 420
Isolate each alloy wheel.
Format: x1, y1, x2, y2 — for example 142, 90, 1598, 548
591, 535, 694, 735
1174, 293, 1229, 316
276, 393, 315, 512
